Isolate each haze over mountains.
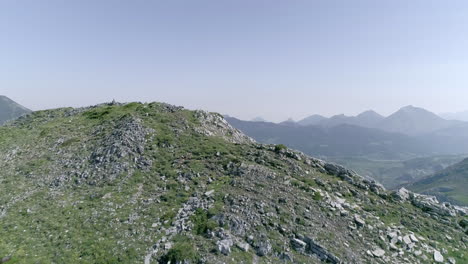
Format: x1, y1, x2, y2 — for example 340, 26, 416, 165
440, 111, 468, 122
0, 96, 31, 125
227, 105, 468, 158
278, 105, 462, 136
226, 105, 468, 205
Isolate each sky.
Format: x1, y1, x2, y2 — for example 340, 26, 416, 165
1, 0, 468, 122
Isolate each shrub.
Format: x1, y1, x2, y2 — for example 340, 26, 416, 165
313, 191, 322, 201
161, 237, 200, 263
274, 144, 287, 153
191, 208, 218, 235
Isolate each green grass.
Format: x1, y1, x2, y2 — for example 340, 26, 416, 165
1, 102, 467, 263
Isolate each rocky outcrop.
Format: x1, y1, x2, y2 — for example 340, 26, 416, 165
296, 236, 341, 263
194, 110, 254, 144
392, 187, 468, 217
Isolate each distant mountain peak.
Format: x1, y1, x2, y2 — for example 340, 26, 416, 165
401, 105, 416, 109
390, 105, 443, 119
396, 105, 432, 114
381, 105, 456, 135
297, 114, 326, 126
357, 110, 383, 119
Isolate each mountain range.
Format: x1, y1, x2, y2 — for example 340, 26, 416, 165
226, 105, 468, 159
285, 106, 461, 136
0, 95, 31, 125
0, 101, 466, 263
226, 106, 468, 199
225, 117, 430, 160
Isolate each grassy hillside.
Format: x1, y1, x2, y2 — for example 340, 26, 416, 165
409, 158, 468, 206
0, 102, 466, 263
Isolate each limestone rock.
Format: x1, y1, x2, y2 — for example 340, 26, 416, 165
433, 250, 444, 263
354, 214, 366, 227
372, 248, 385, 258
217, 239, 234, 255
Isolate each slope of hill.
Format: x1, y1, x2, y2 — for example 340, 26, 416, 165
0, 102, 466, 263
226, 116, 468, 190
0, 95, 31, 125
408, 158, 468, 206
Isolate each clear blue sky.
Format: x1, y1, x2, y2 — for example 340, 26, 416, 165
1, 0, 468, 122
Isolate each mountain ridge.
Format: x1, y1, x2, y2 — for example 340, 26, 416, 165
1, 101, 466, 263
277, 106, 464, 136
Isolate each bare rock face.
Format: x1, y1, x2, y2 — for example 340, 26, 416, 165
193, 110, 255, 144
89, 116, 153, 173
393, 187, 410, 201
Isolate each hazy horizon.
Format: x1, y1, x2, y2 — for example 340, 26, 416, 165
3, 1, 468, 122
4, 93, 466, 123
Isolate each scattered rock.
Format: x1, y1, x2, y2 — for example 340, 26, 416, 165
393, 188, 410, 201
236, 241, 250, 252
0, 256, 11, 263
217, 239, 234, 255
291, 238, 307, 253
403, 235, 412, 245
303, 236, 341, 264
255, 239, 272, 256
204, 190, 215, 197
372, 248, 385, 258
354, 214, 365, 227
433, 250, 444, 263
